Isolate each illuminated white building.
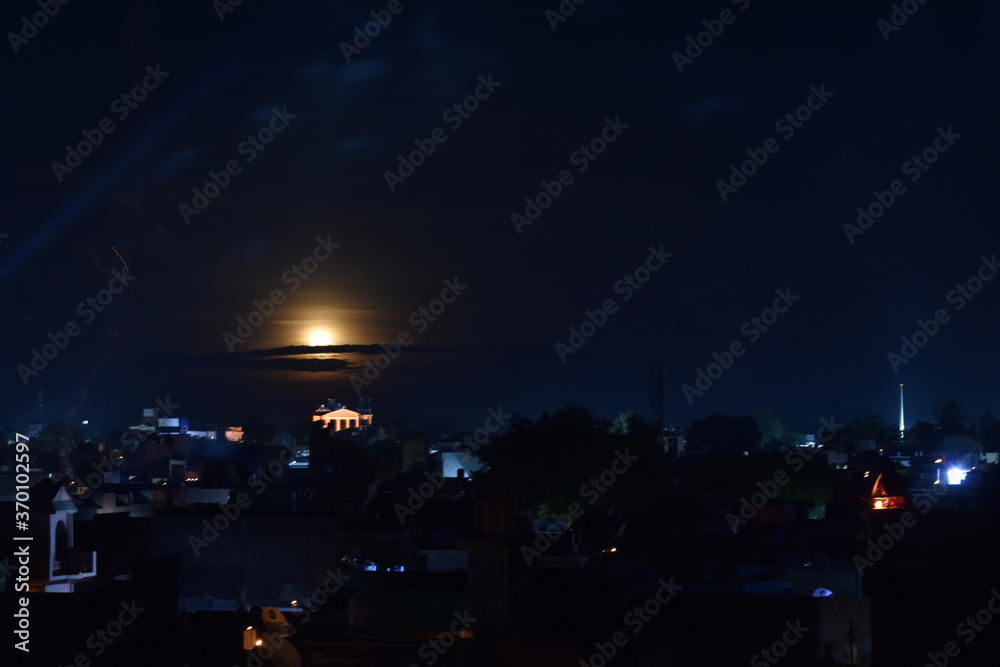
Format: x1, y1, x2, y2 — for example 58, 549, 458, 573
312, 399, 372, 432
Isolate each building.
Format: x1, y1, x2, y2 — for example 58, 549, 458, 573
312, 399, 372, 432
1, 480, 98, 592
429, 441, 483, 478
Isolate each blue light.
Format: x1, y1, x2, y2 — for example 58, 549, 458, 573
946, 468, 969, 485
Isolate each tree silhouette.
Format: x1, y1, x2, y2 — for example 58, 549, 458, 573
906, 420, 942, 452
31, 422, 83, 480
474, 405, 663, 517
686, 414, 762, 454
755, 409, 801, 446
934, 402, 970, 436
240, 415, 276, 445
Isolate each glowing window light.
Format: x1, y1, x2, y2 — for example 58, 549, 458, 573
946, 468, 969, 485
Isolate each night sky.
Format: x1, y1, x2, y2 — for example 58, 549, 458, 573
2, 0, 998, 434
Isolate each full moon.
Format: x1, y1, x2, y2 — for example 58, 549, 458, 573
306, 328, 334, 346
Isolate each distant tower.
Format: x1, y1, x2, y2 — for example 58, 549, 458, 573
899, 384, 905, 439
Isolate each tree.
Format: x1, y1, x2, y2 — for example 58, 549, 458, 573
611, 411, 638, 434
845, 414, 897, 451
686, 448, 834, 510
241, 415, 276, 445
685, 414, 762, 454
31, 423, 83, 480
474, 405, 663, 517
847, 414, 889, 440
906, 420, 942, 452
754, 409, 802, 445
934, 402, 970, 436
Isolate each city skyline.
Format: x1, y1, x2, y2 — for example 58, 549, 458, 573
2, 0, 998, 437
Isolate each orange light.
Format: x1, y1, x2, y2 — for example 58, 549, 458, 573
306, 327, 334, 347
